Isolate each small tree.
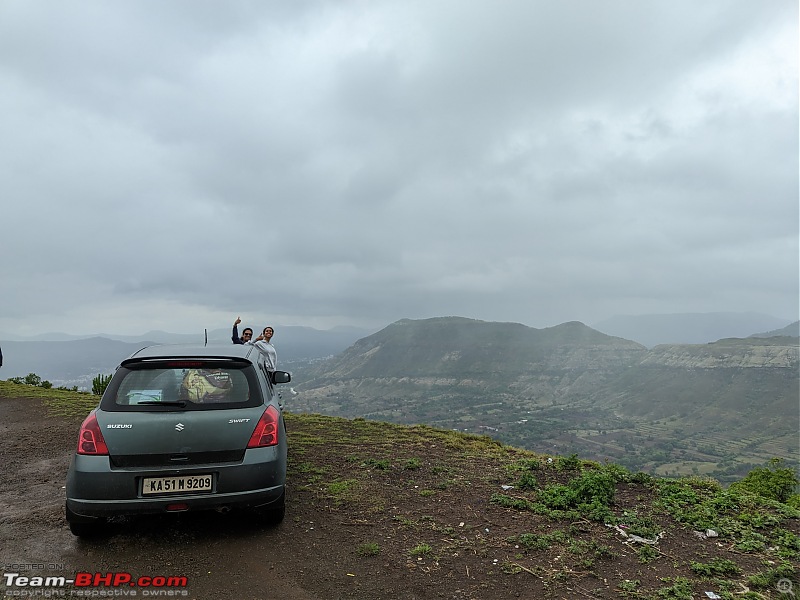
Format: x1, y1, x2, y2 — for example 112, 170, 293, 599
23, 373, 42, 386
92, 374, 112, 396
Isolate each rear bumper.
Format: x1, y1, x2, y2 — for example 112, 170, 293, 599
66, 446, 286, 520
67, 484, 285, 519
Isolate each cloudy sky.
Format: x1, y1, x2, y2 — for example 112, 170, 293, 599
1, 1, 797, 337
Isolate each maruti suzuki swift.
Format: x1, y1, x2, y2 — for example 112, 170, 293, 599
66, 343, 290, 537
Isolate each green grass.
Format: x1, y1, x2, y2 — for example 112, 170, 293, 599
0, 380, 97, 418
654, 576, 693, 599
408, 543, 432, 556
5, 382, 800, 600
361, 457, 391, 470
325, 479, 359, 503
356, 542, 381, 556
403, 457, 422, 470
512, 531, 567, 551
689, 558, 740, 577
745, 561, 797, 590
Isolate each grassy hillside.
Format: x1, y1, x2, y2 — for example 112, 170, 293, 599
294, 318, 799, 482
2, 381, 798, 599
312, 317, 646, 378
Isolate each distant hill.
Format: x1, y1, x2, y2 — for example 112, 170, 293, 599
0, 338, 152, 387
0, 325, 372, 388
591, 312, 793, 347
298, 317, 645, 394
749, 320, 799, 339
293, 317, 798, 481
295, 316, 647, 431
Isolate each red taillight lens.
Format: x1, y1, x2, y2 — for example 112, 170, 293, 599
247, 405, 280, 448
76, 413, 109, 455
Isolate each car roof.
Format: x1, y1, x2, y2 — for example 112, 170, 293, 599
124, 343, 257, 363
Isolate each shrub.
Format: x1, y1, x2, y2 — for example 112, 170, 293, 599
690, 558, 740, 577
655, 576, 692, 599
601, 462, 630, 483
746, 561, 796, 590
571, 470, 615, 506
619, 512, 661, 539
638, 545, 658, 563
555, 453, 582, 471
534, 469, 617, 521
774, 528, 800, 559
516, 471, 538, 490
736, 531, 767, 553
516, 533, 554, 550
628, 471, 654, 485
9, 373, 52, 388
538, 484, 577, 510
729, 459, 799, 504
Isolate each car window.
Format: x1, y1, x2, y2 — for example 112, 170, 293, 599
101, 361, 263, 411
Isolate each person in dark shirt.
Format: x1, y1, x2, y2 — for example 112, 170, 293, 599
231, 317, 253, 345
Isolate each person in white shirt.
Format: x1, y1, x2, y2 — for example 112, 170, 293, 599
248, 326, 277, 371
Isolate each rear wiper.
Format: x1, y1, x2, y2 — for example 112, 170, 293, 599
137, 400, 187, 407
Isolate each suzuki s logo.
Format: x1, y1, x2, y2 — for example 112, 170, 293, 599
175, 423, 185, 431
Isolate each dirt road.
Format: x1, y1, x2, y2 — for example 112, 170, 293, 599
0, 395, 388, 600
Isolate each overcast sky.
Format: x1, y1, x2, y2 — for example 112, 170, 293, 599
0, 1, 797, 337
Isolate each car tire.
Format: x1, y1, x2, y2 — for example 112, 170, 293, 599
69, 520, 106, 538
66, 505, 106, 538
257, 491, 286, 526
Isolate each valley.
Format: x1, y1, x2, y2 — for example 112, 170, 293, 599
291, 318, 799, 482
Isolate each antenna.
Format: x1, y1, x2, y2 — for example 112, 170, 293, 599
204, 328, 208, 347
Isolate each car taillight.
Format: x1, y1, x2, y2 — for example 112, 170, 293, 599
77, 413, 109, 455
247, 405, 280, 448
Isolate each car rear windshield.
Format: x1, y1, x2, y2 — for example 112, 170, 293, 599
100, 359, 263, 411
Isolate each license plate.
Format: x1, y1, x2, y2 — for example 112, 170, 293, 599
142, 474, 213, 496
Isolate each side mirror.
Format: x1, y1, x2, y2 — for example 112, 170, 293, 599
269, 370, 291, 385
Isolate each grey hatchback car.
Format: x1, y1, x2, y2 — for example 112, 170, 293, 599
66, 343, 290, 537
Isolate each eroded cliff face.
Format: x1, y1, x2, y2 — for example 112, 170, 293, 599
638, 339, 798, 369
539, 343, 647, 370
290, 328, 798, 479
296, 336, 798, 419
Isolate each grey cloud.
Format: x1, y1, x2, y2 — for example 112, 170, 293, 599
0, 0, 796, 337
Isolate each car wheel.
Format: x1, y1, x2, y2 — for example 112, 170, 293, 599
257, 491, 286, 526
69, 520, 106, 538
66, 505, 106, 538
